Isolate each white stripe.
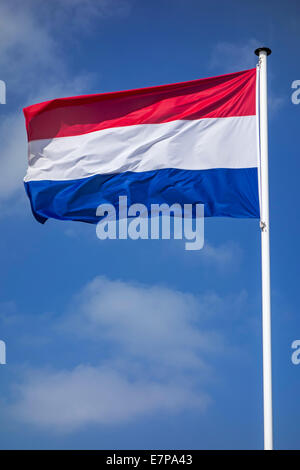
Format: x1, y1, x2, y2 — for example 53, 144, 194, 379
25, 116, 258, 182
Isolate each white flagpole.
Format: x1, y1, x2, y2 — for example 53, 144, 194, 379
255, 46, 273, 450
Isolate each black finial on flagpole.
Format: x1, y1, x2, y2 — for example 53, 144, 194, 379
255, 47, 272, 56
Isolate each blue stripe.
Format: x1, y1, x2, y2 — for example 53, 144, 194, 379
24, 168, 259, 224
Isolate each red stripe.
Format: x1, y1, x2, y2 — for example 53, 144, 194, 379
24, 68, 256, 141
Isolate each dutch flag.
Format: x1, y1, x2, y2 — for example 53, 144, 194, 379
23, 68, 259, 223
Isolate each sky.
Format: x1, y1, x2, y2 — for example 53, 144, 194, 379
0, 0, 299, 450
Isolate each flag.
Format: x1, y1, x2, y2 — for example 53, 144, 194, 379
23, 68, 259, 224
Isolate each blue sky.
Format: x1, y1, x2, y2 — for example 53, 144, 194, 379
0, 0, 299, 450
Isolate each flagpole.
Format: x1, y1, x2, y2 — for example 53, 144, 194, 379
255, 46, 273, 450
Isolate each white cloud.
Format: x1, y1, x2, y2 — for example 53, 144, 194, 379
11, 365, 210, 432
0, 3, 61, 93
0, 1, 130, 91
8, 276, 229, 432
62, 276, 224, 370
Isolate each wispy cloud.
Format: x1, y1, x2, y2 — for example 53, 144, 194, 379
209, 39, 260, 73
166, 239, 243, 272
201, 242, 243, 270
